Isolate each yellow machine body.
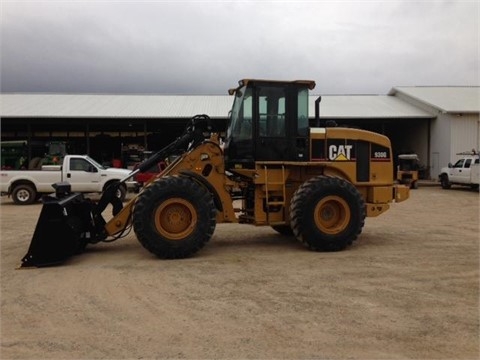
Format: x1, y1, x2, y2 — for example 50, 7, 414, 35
105, 128, 408, 236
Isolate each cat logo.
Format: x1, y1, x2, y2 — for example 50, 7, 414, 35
329, 144, 353, 161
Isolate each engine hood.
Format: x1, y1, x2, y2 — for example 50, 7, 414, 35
105, 167, 133, 176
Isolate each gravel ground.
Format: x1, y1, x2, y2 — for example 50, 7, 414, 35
1, 185, 479, 359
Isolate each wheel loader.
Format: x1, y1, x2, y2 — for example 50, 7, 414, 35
20, 79, 410, 267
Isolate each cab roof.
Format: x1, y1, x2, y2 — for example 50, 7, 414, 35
228, 79, 316, 95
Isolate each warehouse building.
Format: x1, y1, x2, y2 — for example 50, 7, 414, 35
389, 87, 480, 177
1, 86, 479, 179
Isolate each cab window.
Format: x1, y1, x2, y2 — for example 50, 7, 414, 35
229, 86, 253, 140
297, 88, 309, 136
258, 87, 286, 137
70, 158, 90, 171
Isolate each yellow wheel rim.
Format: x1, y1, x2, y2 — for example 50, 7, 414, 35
314, 195, 351, 235
154, 198, 197, 240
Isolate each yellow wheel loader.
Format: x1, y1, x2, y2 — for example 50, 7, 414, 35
21, 79, 409, 267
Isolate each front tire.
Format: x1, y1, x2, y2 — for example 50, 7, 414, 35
290, 176, 365, 251
115, 184, 127, 201
133, 176, 216, 259
440, 174, 451, 189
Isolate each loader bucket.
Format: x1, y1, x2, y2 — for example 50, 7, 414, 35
21, 190, 95, 268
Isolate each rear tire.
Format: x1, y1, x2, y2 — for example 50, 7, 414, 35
12, 184, 37, 205
133, 176, 216, 259
290, 176, 365, 251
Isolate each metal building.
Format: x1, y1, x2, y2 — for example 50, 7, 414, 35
389, 87, 480, 177
1, 86, 478, 179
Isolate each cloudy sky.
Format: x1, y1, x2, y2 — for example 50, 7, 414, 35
1, 0, 478, 95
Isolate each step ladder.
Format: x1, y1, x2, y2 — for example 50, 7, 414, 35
263, 165, 286, 221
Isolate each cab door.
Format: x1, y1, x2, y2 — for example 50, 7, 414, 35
255, 85, 289, 161
254, 85, 309, 162
450, 158, 470, 183
66, 157, 101, 192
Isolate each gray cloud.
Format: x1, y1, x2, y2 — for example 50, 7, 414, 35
1, 0, 478, 95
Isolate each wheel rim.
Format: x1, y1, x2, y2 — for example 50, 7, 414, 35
154, 198, 197, 240
17, 189, 31, 202
115, 188, 123, 199
314, 195, 351, 235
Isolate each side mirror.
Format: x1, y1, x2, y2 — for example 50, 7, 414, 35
88, 165, 98, 173
448, 163, 452, 168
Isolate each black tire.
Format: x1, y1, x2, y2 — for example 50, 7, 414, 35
115, 184, 127, 202
271, 225, 294, 236
440, 174, 451, 189
12, 184, 37, 205
290, 176, 365, 252
132, 176, 216, 259
103, 182, 127, 201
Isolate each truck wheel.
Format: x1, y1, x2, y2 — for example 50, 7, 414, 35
290, 176, 365, 251
440, 174, 451, 189
12, 184, 37, 205
133, 176, 216, 259
103, 182, 127, 203
115, 184, 127, 202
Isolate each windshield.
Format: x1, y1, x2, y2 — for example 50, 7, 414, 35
227, 86, 253, 140
85, 156, 106, 170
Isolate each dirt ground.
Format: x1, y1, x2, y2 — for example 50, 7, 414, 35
1, 185, 479, 359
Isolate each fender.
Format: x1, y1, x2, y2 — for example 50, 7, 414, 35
178, 170, 223, 211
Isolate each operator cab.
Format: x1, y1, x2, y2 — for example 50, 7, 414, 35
224, 79, 315, 169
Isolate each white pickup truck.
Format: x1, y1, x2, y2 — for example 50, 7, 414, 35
0, 155, 137, 204
439, 152, 480, 190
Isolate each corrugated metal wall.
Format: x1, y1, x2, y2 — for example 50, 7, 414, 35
450, 114, 480, 161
